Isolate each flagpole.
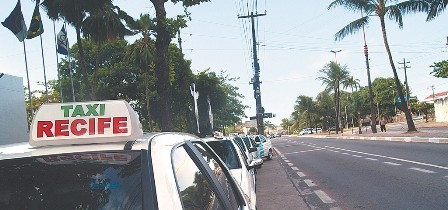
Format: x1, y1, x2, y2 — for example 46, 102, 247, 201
66, 23, 75, 102
39, 35, 49, 103
53, 21, 63, 102
22, 40, 34, 118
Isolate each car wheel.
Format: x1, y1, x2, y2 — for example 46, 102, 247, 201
267, 149, 272, 160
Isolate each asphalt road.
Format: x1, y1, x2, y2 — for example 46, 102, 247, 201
272, 136, 448, 210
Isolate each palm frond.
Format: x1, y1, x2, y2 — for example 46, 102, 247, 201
328, 0, 368, 11
334, 16, 369, 41
385, 5, 404, 28
395, 0, 430, 14
427, 0, 448, 20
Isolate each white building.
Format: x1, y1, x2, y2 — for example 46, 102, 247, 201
0, 74, 28, 144
423, 91, 448, 122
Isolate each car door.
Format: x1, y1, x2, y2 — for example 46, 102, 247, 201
172, 141, 250, 210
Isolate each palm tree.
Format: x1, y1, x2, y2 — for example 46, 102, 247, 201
41, 0, 109, 100
328, 0, 426, 132
318, 61, 351, 134
295, 95, 315, 131
281, 118, 293, 135
82, 2, 134, 99
127, 14, 157, 131
426, 0, 446, 20
343, 76, 362, 134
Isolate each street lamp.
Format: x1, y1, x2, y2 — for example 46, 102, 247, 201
330, 50, 341, 62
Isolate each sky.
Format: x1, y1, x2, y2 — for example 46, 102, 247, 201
1, 0, 447, 125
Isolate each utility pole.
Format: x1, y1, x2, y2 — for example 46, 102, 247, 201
398, 58, 411, 112
431, 85, 435, 102
239, 12, 266, 135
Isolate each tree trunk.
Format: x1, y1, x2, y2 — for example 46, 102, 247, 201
334, 85, 340, 134
151, 0, 174, 131
75, 13, 89, 100
144, 71, 152, 131
379, 17, 416, 132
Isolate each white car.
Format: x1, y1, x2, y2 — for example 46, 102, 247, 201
0, 100, 254, 210
203, 137, 262, 210
253, 135, 273, 160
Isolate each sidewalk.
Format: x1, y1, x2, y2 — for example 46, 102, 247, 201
306, 121, 448, 143
256, 155, 309, 210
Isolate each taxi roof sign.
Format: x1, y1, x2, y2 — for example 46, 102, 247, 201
30, 100, 143, 147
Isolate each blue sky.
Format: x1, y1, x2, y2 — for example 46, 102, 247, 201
1, 0, 447, 125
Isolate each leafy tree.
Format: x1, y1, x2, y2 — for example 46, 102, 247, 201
149, 0, 209, 131
315, 91, 335, 131
318, 61, 351, 133
127, 14, 158, 131
264, 120, 276, 134
343, 76, 362, 133
328, 0, 425, 132
280, 118, 293, 135
82, 1, 134, 99
41, 0, 112, 99
294, 95, 316, 130
413, 102, 434, 122
430, 60, 448, 78
195, 70, 247, 136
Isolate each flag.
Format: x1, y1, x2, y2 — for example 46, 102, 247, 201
57, 25, 68, 55
27, 0, 44, 39
1, 0, 27, 42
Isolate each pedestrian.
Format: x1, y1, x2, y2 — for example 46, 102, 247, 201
380, 117, 387, 132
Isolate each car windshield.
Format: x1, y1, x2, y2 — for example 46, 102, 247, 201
207, 140, 241, 170
242, 137, 252, 148
233, 137, 247, 152
0, 151, 143, 210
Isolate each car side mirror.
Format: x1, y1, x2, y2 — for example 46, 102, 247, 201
247, 158, 263, 170
249, 147, 257, 153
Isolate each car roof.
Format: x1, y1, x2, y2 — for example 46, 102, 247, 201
0, 132, 198, 161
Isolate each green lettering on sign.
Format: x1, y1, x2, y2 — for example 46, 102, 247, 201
100, 104, 105, 116
71, 105, 86, 117
61, 105, 73, 117
85, 104, 99, 116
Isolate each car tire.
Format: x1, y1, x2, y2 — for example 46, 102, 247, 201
267, 149, 272, 160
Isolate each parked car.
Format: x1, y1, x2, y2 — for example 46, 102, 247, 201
233, 136, 263, 165
203, 137, 262, 210
253, 135, 273, 160
299, 128, 312, 135
0, 100, 254, 210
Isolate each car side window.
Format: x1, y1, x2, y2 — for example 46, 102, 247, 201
172, 146, 224, 210
193, 143, 240, 210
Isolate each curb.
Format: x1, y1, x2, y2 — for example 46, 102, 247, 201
296, 134, 448, 144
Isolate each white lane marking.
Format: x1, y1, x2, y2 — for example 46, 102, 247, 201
283, 148, 325, 155
287, 163, 294, 166
341, 153, 350, 155
291, 167, 299, 171
384, 162, 401, 166
409, 167, 436, 173
330, 207, 343, 210
444, 175, 448, 178
352, 155, 363, 158
304, 179, 317, 187
297, 172, 306, 177
333, 151, 340, 153
284, 160, 290, 163
326, 146, 448, 170
365, 158, 378, 161
314, 190, 335, 203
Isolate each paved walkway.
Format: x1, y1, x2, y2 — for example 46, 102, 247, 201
257, 155, 310, 210
302, 120, 448, 143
